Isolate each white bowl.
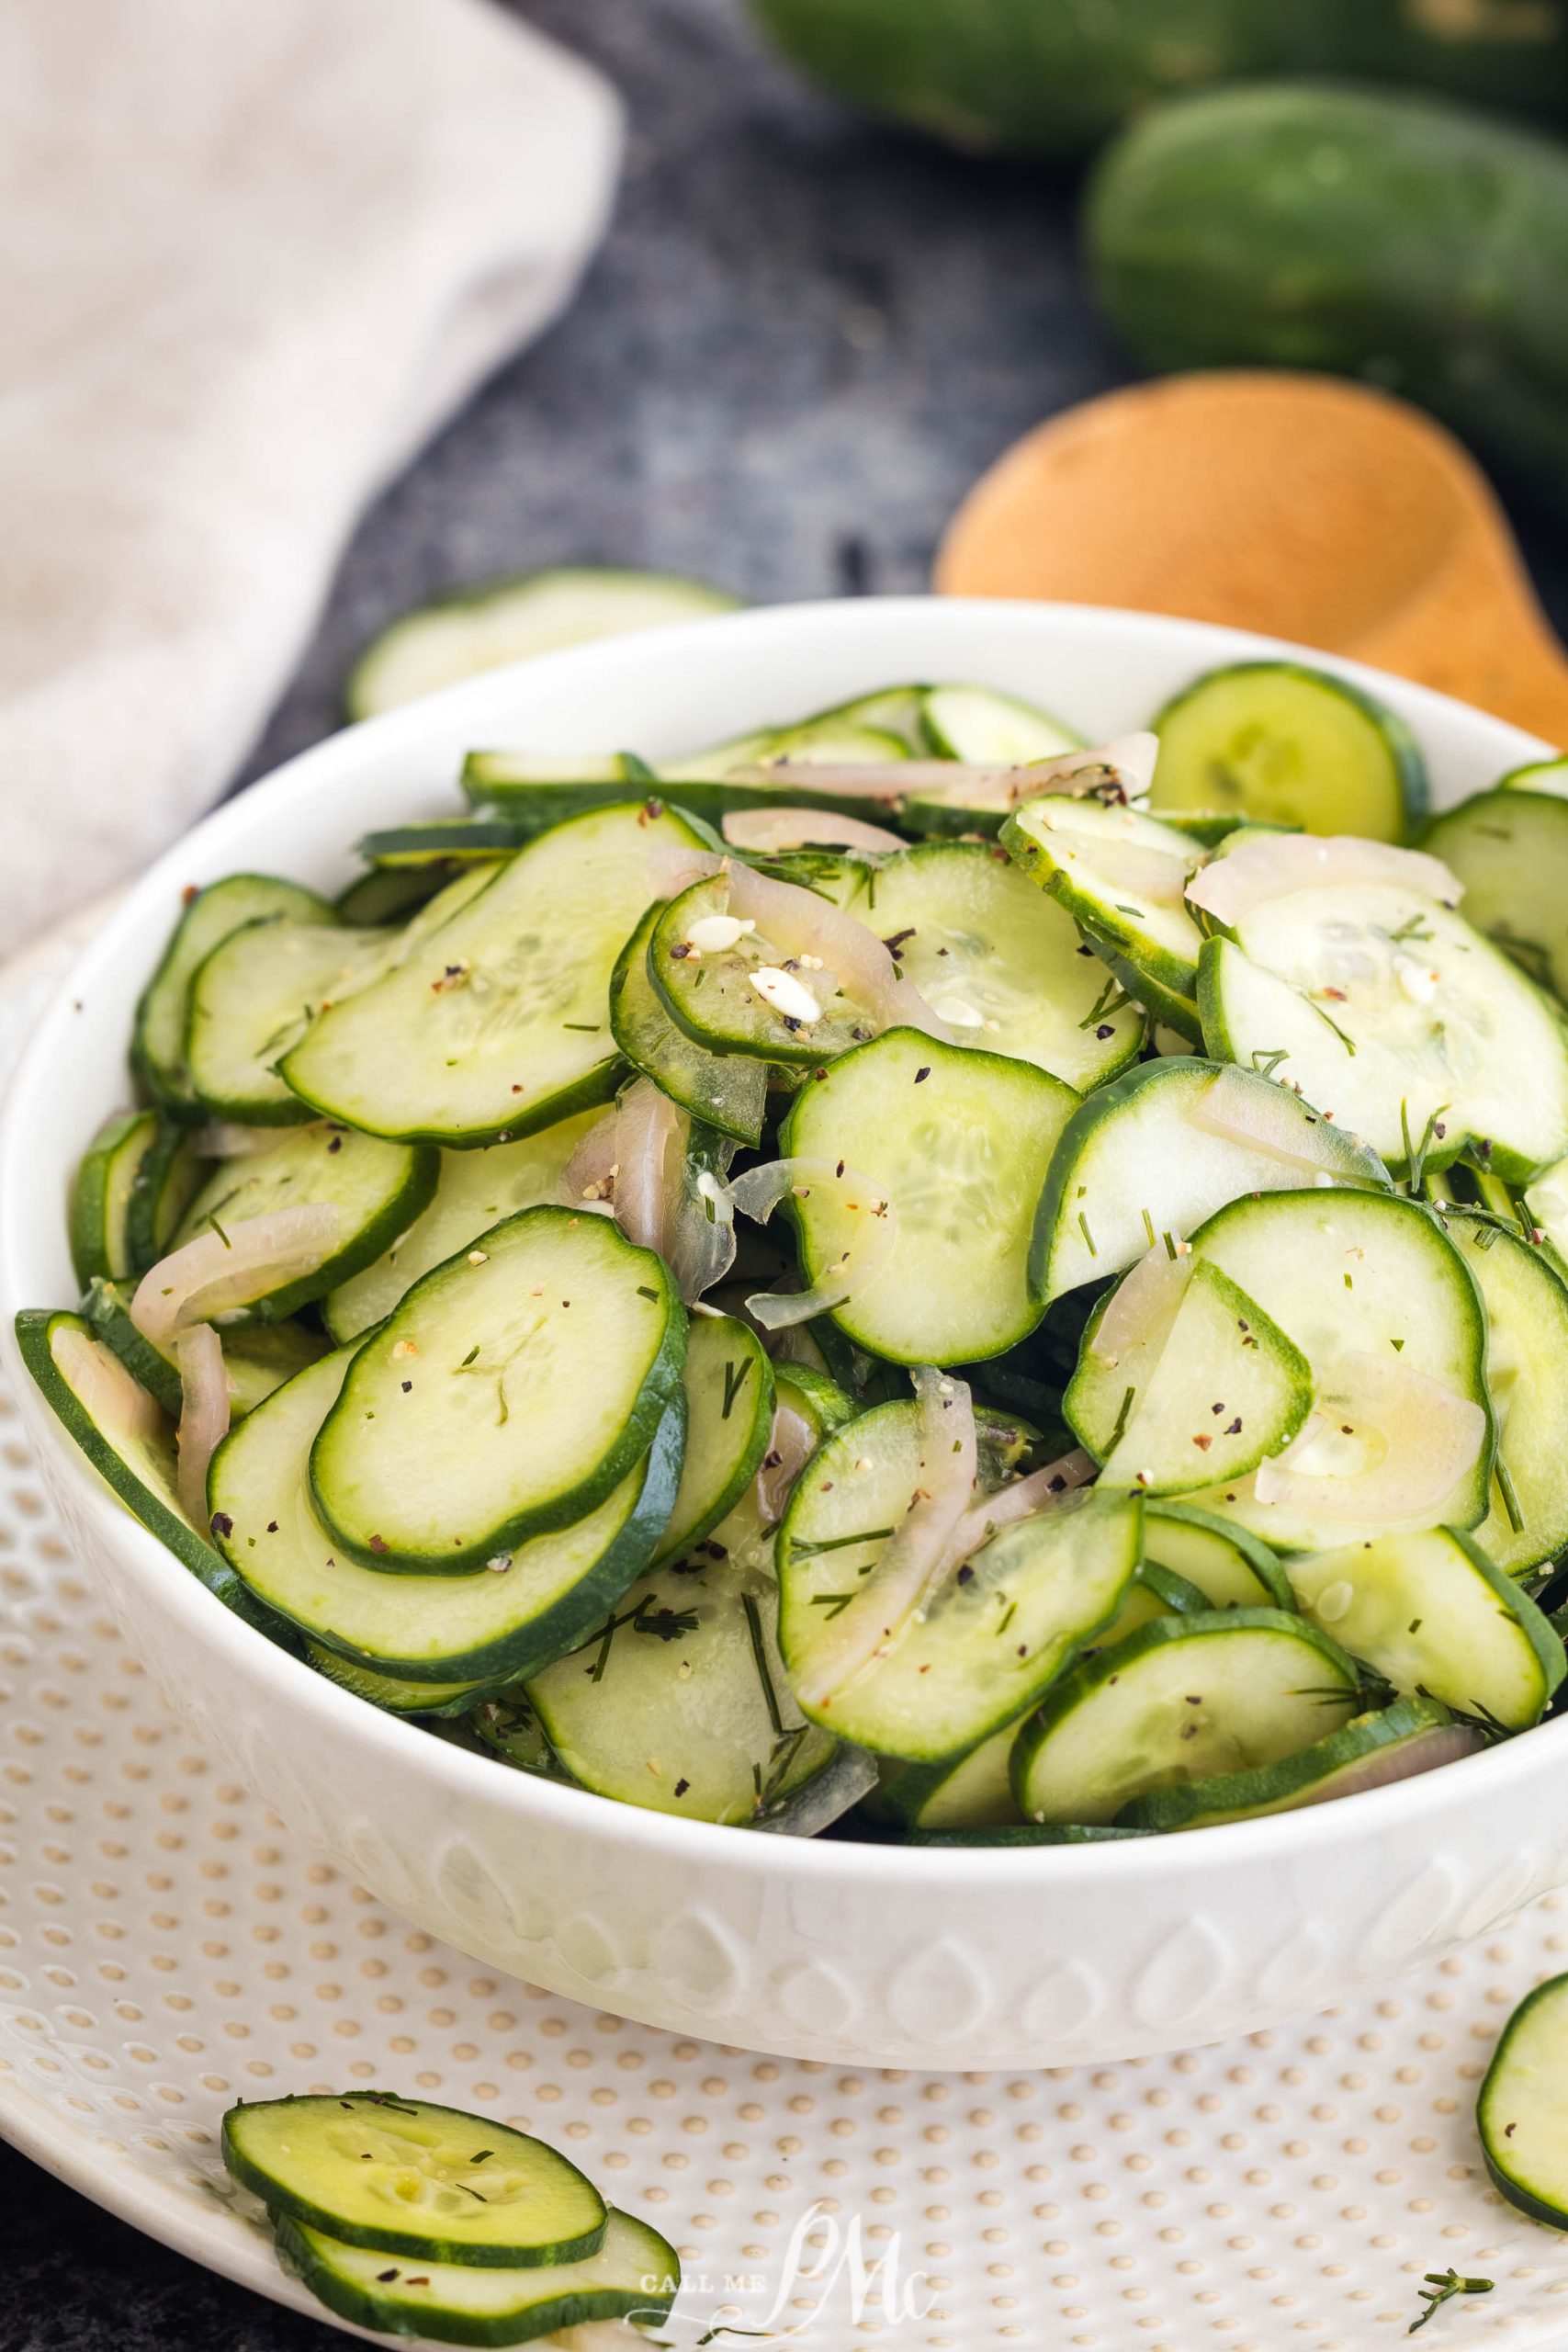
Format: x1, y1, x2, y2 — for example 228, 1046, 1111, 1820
4, 596, 1565, 2073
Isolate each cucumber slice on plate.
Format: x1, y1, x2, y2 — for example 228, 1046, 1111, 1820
609, 901, 769, 1145
222, 2093, 607, 2266
133, 874, 333, 1111
1032, 1057, 1389, 1304
210, 1347, 682, 1684
69, 1110, 158, 1285
1425, 787, 1568, 1000
283, 802, 704, 1146
303, 1645, 500, 1721
1011, 1608, 1361, 1826
1478, 1970, 1568, 2229
1287, 1528, 1563, 1731
1438, 1207, 1568, 1577
322, 1108, 602, 1343
186, 917, 396, 1124
310, 1205, 685, 1571
274, 2204, 680, 2345
1116, 1695, 1472, 1831
346, 565, 739, 720
1066, 1257, 1313, 1497
651, 1313, 773, 1568
1499, 756, 1568, 799
1149, 661, 1427, 842
1001, 794, 1207, 1039
1142, 1499, 1293, 1611
920, 684, 1083, 765
777, 1027, 1078, 1364
840, 841, 1143, 1089
173, 1122, 437, 1325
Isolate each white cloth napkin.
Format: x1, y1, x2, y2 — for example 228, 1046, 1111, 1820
0, 0, 621, 950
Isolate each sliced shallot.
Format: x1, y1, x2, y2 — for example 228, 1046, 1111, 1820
1187, 834, 1461, 928
130, 1204, 341, 1349
1254, 1351, 1487, 1527
612, 1078, 684, 1255
730, 1156, 897, 1331
175, 1323, 230, 1526
1292, 1722, 1485, 1810
756, 1397, 818, 1524
725, 863, 952, 1041
561, 1109, 618, 1210
937, 1444, 1099, 1577
186, 1122, 291, 1160
722, 807, 906, 854
1187, 1065, 1368, 1177
665, 1159, 738, 1306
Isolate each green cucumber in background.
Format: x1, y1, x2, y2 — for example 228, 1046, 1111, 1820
750, 0, 1568, 163
1088, 81, 1568, 511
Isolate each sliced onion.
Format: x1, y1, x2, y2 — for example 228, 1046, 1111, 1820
725, 864, 952, 1042
731, 1156, 898, 1331
53, 1326, 164, 1445
1295, 1722, 1486, 1810
645, 840, 724, 901
1187, 834, 1462, 927
728, 732, 1159, 811
795, 1367, 977, 1713
939, 1444, 1099, 1576
561, 1109, 618, 1210
130, 1204, 341, 1348
612, 1079, 683, 1255
752, 1740, 882, 1835
1254, 1351, 1487, 1526
723, 807, 906, 854
757, 1398, 817, 1524
1089, 1245, 1193, 1368
1187, 1066, 1366, 1178
666, 1159, 738, 1306
175, 1323, 230, 1527
186, 1122, 291, 1160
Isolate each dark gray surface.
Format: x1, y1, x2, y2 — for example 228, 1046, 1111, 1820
13, 1, 1568, 2345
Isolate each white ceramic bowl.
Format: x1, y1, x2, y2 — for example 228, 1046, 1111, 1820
5, 597, 1565, 2073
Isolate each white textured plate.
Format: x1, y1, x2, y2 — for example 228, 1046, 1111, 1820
6, 935, 1568, 2347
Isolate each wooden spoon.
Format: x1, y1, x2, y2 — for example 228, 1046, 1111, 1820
936, 371, 1568, 749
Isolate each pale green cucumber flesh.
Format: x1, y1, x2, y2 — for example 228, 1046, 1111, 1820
649, 873, 879, 1066
303, 1645, 500, 1719
1426, 788, 1568, 1001
920, 682, 1083, 765
124, 1119, 206, 1273
1142, 1500, 1293, 1611
69, 1110, 157, 1286
185, 919, 394, 1124
874, 1721, 1023, 1834
1115, 1694, 1460, 1830
133, 874, 332, 1108
1478, 1972, 1568, 2230
1439, 1207, 1568, 1577
652, 1314, 773, 1568
609, 900, 769, 1143
1150, 661, 1426, 842
358, 821, 521, 868
1001, 794, 1205, 1007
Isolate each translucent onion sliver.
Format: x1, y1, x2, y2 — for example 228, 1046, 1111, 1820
130, 1204, 341, 1348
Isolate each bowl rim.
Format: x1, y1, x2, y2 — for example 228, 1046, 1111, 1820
4, 591, 1562, 1888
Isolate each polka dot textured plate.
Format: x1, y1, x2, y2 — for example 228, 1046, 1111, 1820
6, 931, 1568, 2348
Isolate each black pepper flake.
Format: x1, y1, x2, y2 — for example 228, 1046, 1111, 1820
674, 1778, 690, 1798
266, 1521, 278, 1533
1047, 1474, 1066, 1493
762, 1450, 783, 1470
1095, 1023, 1113, 1039
401, 1379, 412, 1393
913, 1066, 931, 1084
209, 1511, 233, 1539
670, 943, 693, 960
1225, 1417, 1242, 1435
956, 1565, 975, 1586
377, 2270, 399, 2284
327, 1135, 343, 1154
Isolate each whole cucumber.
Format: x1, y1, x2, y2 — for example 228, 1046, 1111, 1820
750, 0, 1568, 162
1088, 80, 1568, 509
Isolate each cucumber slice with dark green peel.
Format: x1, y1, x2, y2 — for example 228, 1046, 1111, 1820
222, 2094, 607, 2267
359, 820, 524, 869
1066, 1257, 1312, 1498
310, 1206, 685, 1572
69, 1110, 158, 1285
472, 1692, 573, 1780
466, 726, 909, 835
1156, 813, 1296, 849
304, 1644, 500, 1720
778, 1028, 1077, 1364
210, 1348, 682, 1682
677, 716, 910, 782
1478, 1971, 1568, 2230
322, 1109, 602, 1344
826, 684, 931, 750
14, 1310, 270, 1626
283, 802, 703, 1146
1001, 795, 1206, 1035
1115, 1695, 1472, 1831
908, 1823, 1150, 1848
336, 864, 454, 928
774, 1360, 858, 1441
649, 872, 881, 1067
133, 875, 333, 1110
1185, 1187, 1493, 1548
1425, 788, 1568, 1000
1288, 1528, 1563, 1731
777, 1398, 1140, 1759
652, 1314, 773, 1568
1142, 1500, 1292, 1611
609, 901, 768, 1145
347, 565, 740, 719
1150, 662, 1427, 842
123, 1119, 206, 1274
1500, 757, 1568, 799
186, 918, 395, 1124
275, 2204, 680, 2345
527, 1551, 841, 1827
1096, 1561, 1213, 1647
837, 842, 1143, 1088
920, 684, 1083, 765
1012, 1608, 1361, 1826
81, 1278, 184, 1415
82, 1278, 325, 1423
1438, 1208, 1568, 1577
872, 1721, 1024, 1835
172, 1123, 437, 1326
1032, 1057, 1389, 1304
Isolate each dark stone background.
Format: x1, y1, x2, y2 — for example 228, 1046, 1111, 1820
11, 1, 1568, 2344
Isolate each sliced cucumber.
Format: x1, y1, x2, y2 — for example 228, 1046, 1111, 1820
303, 1645, 499, 1720
1032, 1057, 1388, 1303
1197, 889, 1568, 1184
310, 1206, 685, 1571
1142, 1500, 1292, 1611
652, 1314, 773, 1568
336, 865, 452, 928
775, 1360, 858, 1441
81, 1277, 183, 1415
282, 802, 703, 1146
609, 901, 768, 1145
1066, 1257, 1312, 1497
69, 1110, 157, 1286
1150, 662, 1427, 842
210, 1348, 681, 1683
133, 875, 333, 1110
346, 565, 740, 719
527, 1549, 840, 1826
358, 820, 520, 869
322, 1109, 601, 1344
649, 872, 878, 1066
1287, 1528, 1562, 1732
839, 842, 1143, 1089
472, 1692, 571, 1780
173, 1123, 437, 1325
123, 1119, 206, 1274
83, 1278, 324, 1422
1440, 1208, 1568, 1577
222, 2094, 606, 2267
1012, 1609, 1361, 1826
275, 2204, 679, 2345
675, 715, 909, 782
1096, 1560, 1213, 1645
1478, 1971, 1568, 2230
825, 684, 931, 750
1001, 795, 1206, 1039
1116, 1695, 1465, 1831
920, 684, 1083, 765
186, 918, 395, 1124
873, 1722, 1024, 1835
778, 1027, 1077, 1364
777, 1398, 1140, 1759
1426, 787, 1568, 1000
1499, 756, 1568, 799
908, 1823, 1149, 1847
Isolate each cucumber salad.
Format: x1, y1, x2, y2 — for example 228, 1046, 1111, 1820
22, 655, 1568, 1844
